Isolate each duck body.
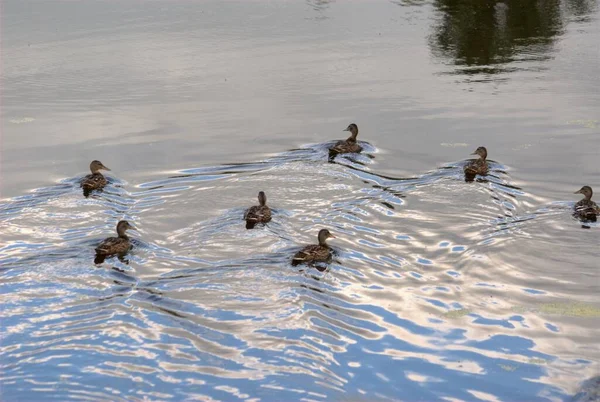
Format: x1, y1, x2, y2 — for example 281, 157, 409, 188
81, 160, 111, 193
463, 146, 489, 176
331, 140, 362, 154
95, 236, 131, 255
574, 186, 599, 221
330, 123, 363, 155
95, 220, 135, 258
244, 191, 272, 229
292, 229, 335, 267
292, 244, 331, 266
81, 173, 108, 191
463, 159, 489, 176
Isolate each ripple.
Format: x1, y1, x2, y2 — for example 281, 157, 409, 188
0, 140, 594, 401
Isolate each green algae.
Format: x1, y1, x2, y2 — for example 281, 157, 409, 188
538, 302, 600, 317
499, 364, 517, 372
512, 302, 600, 318
442, 309, 471, 319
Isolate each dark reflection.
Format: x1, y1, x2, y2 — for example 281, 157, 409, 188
300, 283, 326, 293
328, 149, 339, 162
381, 201, 396, 210
94, 253, 129, 265
306, 0, 334, 12
429, 0, 595, 76
566, 0, 598, 20
82, 187, 107, 197
328, 149, 375, 165
291, 255, 332, 270
94, 253, 106, 264
391, 0, 429, 5
572, 376, 600, 402
312, 261, 330, 272
573, 211, 597, 223
156, 305, 187, 319
574, 212, 596, 229
244, 220, 269, 229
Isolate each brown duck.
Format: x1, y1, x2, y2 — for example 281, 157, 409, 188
330, 123, 363, 154
464, 146, 489, 176
244, 191, 272, 229
81, 160, 111, 193
574, 186, 599, 221
292, 229, 335, 267
95, 220, 135, 261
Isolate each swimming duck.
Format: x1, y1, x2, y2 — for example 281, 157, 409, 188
292, 229, 335, 267
244, 191, 272, 229
574, 186, 599, 221
81, 160, 110, 193
330, 123, 363, 154
464, 146, 489, 176
95, 220, 135, 261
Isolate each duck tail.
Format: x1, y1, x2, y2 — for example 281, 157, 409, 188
94, 253, 107, 264
291, 251, 308, 266
328, 150, 338, 162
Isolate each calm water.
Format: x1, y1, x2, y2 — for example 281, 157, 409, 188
2, 0, 600, 400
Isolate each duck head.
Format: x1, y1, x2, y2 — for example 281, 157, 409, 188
258, 191, 267, 206
90, 160, 111, 174
343, 123, 359, 141
116, 220, 135, 237
470, 146, 487, 160
575, 186, 593, 200
318, 229, 335, 246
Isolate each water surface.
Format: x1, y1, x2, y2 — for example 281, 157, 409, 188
2, 0, 599, 400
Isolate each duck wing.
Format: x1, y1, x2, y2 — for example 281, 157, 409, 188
81, 173, 107, 190
574, 200, 600, 220
244, 206, 259, 221
292, 245, 330, 266
463, 160, 488, 175
95, 237, 130, 255
244, 206, 271, 223
463, 164, 477, 175
575, 199, 597, 210
331, 140, 362, 154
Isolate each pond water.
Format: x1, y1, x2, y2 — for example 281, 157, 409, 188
1, 0, 599, 400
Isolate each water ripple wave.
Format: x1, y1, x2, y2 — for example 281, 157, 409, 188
1, 142, 598, 401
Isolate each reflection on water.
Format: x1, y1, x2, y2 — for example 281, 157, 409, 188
2, 0, 600, 400
1, 141, 598, 401
430, 0, 597, 76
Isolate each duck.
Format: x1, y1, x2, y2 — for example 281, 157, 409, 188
95, 220, 135, 262
574, 186, 599, 221
244, 191, 272, 229
330, 123, 363, 154
291, 229, 335, 267
463, 146, 489, 176
81, 160, 111, 193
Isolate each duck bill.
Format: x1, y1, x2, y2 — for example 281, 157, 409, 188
329, 234, 336, 238
574, 190, 583, 194
343, 128, 349, 132
102, 166, 111, 171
